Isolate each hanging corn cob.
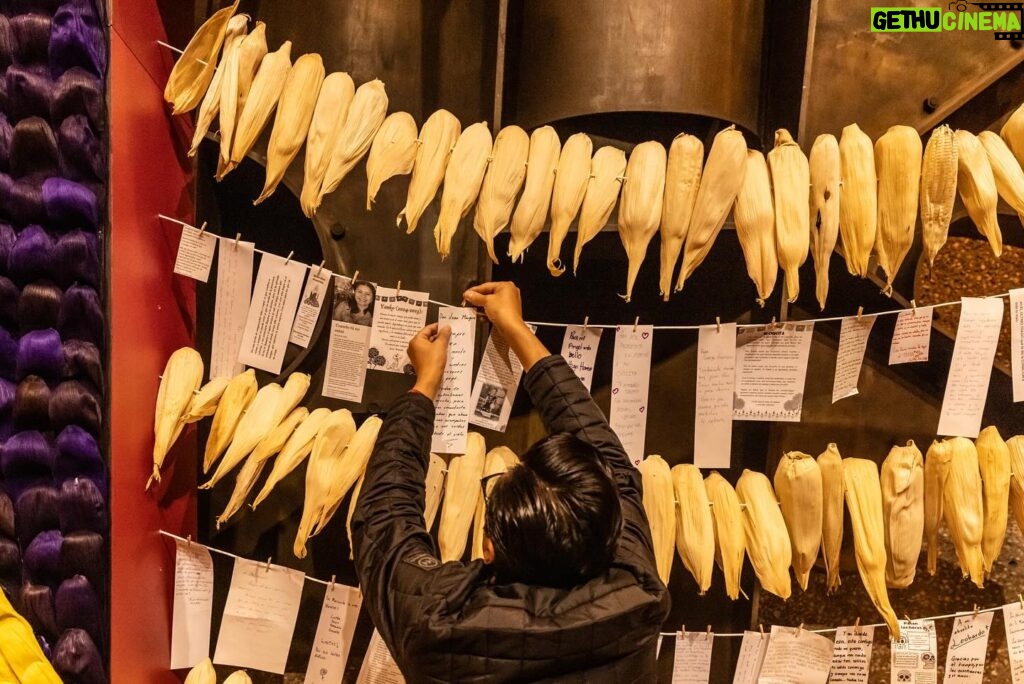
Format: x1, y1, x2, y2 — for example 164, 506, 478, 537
274, 372, 310, 424
224, 671, 253, 684
203, 369, 258, 474
399, 109, 461, 234
474, 125, 529, 264
880, 441, 924, 588
202, 382, 283, 489
677, 126, 746, 292
546, 133, 593, 276
439, 433, 487, 562
424, 453, 447, 529
838, 124, 877, 278
736, 470, 791, 600
434, 122, 493, 259
224, 41, 292, 178
255, 53, 324, 204
509, 126, 560, 263
638, 454, 675, 584
149, 347, 204, 490
956, 129, 1003, 257
1008, 436, 1024, 537
999, 101, 1024, 165
301, 72, 355, 217
189, 15, 249, 156
659, 134, 703, 301
573, 146, 626, 274
976, 425, 1011, 572
181, 376, 230, 424
704, 472, 745, 600
733, 150, 777, 306
817, 443, 844, 593
978, 131, 1024, 224
874, 125, 922, 295
217, 22, 267, 179
809, 134, 840, 310
293, 409, 357, 558
768, 129, 810, 303
774, 451, 822, 592
671, 464, 714, 594
315, 416, 383, 534
919, 125, 958, 271
923, 439, 952, 576
164, 1, 240, 114
251, 407, 332, 510
471, 447, 512, 560
943, 437, 985, 588
185, 659, 216, 684
365, 112, 419, 211
617, 141, 667, 302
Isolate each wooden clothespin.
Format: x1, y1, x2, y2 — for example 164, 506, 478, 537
583, 316, 589, 332
329, 574, 336, 588
352, 270, 360, 282
316, 260, 326, 275
705, 625, 712, 641
770, 316, 777, 330
186, 535, 192, 548
911, 299, 918, 315
856, 306, 864, 322
759, 623, 765, 640
265, 557, 273, 572
854, 617, 861, 628
972, 604, 980, 620
284, 251, 294, 265
396, 281, 402, 298
796, 623, 804, 637
679, 626, 685, 639
716, 316, 721, 332
197, 221, 208, 236
633, 316, 640, 333
233, 232, 242, 249
1018, 594, 1023, 609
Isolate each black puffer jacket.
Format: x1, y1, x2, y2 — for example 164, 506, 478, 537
351, 354, 670, 683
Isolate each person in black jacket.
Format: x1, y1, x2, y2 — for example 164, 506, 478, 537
351, 281, 670, 683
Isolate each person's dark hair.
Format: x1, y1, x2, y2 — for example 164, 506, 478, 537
484, 433, 622, 588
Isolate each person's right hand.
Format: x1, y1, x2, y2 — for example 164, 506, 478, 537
407, 323, 451, 401
462, 282, 525, 336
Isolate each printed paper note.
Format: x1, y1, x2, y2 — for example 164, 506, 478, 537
1011, 289, 1024, 402
610, 325, 653, 466
210, 238, 254, 379
469, 327, 533, 432
733, 631, 769, 684
757, 625, 833, 684
431, 308, 477, 453
238, 253, 307, 374
734, 323, 814, 422
937, 298, 1004, 438
833, 315, 876, 403
367, 286, 429, 373
173, 224, 217, 282
213, 558, 305, 674
304, 584, 363, 684
943, 612, 993, 684
1003, 602, 1024, 684
695, 323, 736, 469
671, 632, 713, 684
828, 626, 874, 684
355, 629, 405, 684
170, 539, 214, 669
560, 326, 602, 390
890, 619, 938, 684
289, 266, 332, 348
889, 307, 933, 365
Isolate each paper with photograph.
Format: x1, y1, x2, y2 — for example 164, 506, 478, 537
323, 277, 373, 403
469, 326, 534, 432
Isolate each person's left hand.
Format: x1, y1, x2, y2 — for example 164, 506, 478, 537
408, 323, 451, 401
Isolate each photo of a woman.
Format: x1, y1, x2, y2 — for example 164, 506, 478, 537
334, 279, 376, 327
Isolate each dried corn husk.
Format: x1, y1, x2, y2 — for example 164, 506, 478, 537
224, 672, 252, 684
434, 122, 492, 259
424, 453, 446, 529
301, 72, 355, 216
618, 141, 666, 302
733, 150, 777, 306
705, 472, 746, 600
274, 373, 310, 424
999, 101, 1024, 165
509, 126, 560, 262
956, 129, 1003, 257
676, 126, 746, 292
809, 134, 840, 310
943, 437, 985, 588
251, 407, 332, 509
399, 109, 461, 234
150, 347, 204, 489
547, 133, 593, 276
473, 125, 529, 263
1007, 436, 1024, 537
164, 1, 240, 114
573, 146, 626, 273
736, 469, 791, 600
874, 125, 922, 294
639, 454, 675, 584
768, 129, 810, 303
659, 134, 703, 301
255, 53, 324, 204
672, 464, 714, 594
225, 41, 292, 176
439, 433, 487, 562
880, 441, 924, 588
189, 15, 249, 156
203, 369, 258, 474
365, 112, 418, 210
315, 416, 383, 534
976, 425, 1011, 572
217, 22, 267, 178
924, 439, 952, 575
979, 130, 1024, 224
774, 451, 822, 592
471, 448, 510, 561
838, 124, 877, 277
202, 382, 282, 489
920, 125, 958, 271
184, 658, 216, 684
817, 443, 844, 593
181, 376, 230, 424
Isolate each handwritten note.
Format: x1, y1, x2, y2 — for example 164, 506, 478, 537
213, 558, 305, 674
734, 323, 814, 422
238, 253, 307, 374
173, 224, 217, 282
424, 454, 446, 529
469, 327, 532, 432
290, 266, 332, 348
610, 325, 653, 466
355, 629, 405, 683
1011, 289, 1024, 402
431, 308, 477, 454
891, 619, 937, 684
210, 237, 254, 379
943, 612, 993, 683
732, 631, 769, 684
304, 583, 363, 684
560, 325, 602, 391
323, 314, 372, 404
757, 625, 833, 684
1003, 602, 1024, 684
695, 323, 736, 468
937, 298, 1004, 438
833, 315, 876, 403
672, 631, 713, 684
367, 287, 429, 373
828, 626, 874, 684
170, 539, 214, 669
889, 306, 933, 365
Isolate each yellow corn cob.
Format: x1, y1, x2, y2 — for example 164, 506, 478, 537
843, 458, 900, 639
509, 126, 560, 263
0, 590, 62, 683
659, 134, 703, 301
150, 347, 204, 490
439, 433, 487, 562
255, 53, 324, 204
345, 473, 365, 560
202, 382, 282, 489
924, 440, 952, 575
638, 454, 675, 584
493, 446, 520, 469
203, 369, 257, 473
704, 472, 746, 600
880, 441, 924, 588
838, 124, 877, 277
942, 437, 985, 587
424, 453, 447, 529
956, 129, 1002, 257
184, 658, 216, 684
293, 409, 357, 558
573, 146, 626, 273
768, 129, 810, 303
676, 126, 747, 292
736, 469, 791, 600
546, 133, 593, 276
365, 112, 419, 211
251, 407, 332, 509
224, 672, 252, 684
434, 122, 493, 259
671, 464, 714, 594
274, 372, 310, 424
315, 415, 384, 533
618, 141, 667, 302
919, 125, 958, 271
979, 130, 1024, 224
181, 376, 230, 424
1008, 436, 1024, 537
817, 443, 844, 592
311, 79, 389, 214
809, 134, 840, 310
874, 125, 923, 294
225, 41, 292, 176
472, 448, 511, 560
774, 451, 822, 592
474, 125, 530, 263
999, 101, 1024, 165
399, 109, 461, 234
976, 425, 1011, 572
301, 72, 355, 216
733, 150, 777, 306
217, 22, 267, 177
164, 1, 240, 114
189, 15, 249, 157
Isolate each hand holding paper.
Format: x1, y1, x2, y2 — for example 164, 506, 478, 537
409, 323, 452, 400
